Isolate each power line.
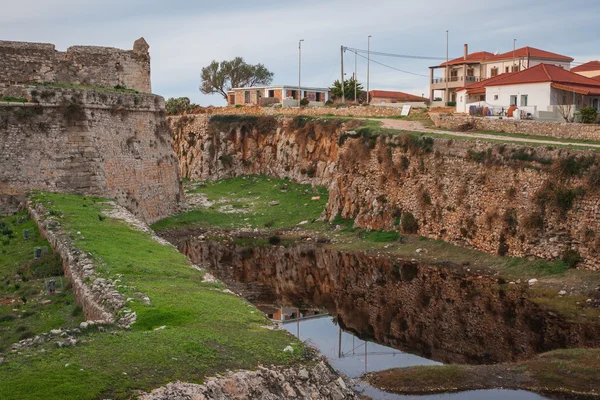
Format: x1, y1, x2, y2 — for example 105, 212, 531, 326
344, 46, 450, 61
344, 46, 589, 66
354, 51, 430, 78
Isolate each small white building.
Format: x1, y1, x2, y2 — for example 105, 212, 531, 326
455, 64, 600, 121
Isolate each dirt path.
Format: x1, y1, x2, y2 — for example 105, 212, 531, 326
372, 118, 600, 149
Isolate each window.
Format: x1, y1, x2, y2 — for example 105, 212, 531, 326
268, 90, 275, 97
510, 95, 517, 106
520, 95, 528, 106
593, 98, 599, 110
505, 66, 510, 73
494, 95, 499, 100
491, 67, 498, 77
244, 91, 250, 104
511, 65, 520, 72
450, 69, 458, 80
316, 92, 322, 102
460, 96, 463, 102
290, 90, 297, 99
467, 68, 474, 77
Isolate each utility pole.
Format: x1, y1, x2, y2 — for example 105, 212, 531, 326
298, 39, 304, 107
445, 30, 449, 106
367, 35, 372, 104
512, 38, 516, 72
354, 50, 357, 103
340, 46, 345, 103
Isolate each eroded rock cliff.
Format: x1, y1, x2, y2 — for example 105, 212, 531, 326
169, 114, 600, 269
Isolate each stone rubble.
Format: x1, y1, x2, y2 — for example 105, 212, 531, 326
139, 361, 359, 400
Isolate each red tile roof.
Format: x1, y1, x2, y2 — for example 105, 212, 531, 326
368, 90, 427, 102
484, 64, 600, 87
440, 51, 495, 67
571, 61, 600, 73
486, 46, 573, 62
550, 83, 600, 96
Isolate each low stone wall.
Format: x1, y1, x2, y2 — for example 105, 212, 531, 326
140, 361, 358, 400
28, 199, 135, 326
431, 113, 600, 141
189, 104, 406, 117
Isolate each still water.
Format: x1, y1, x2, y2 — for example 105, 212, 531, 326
178, 239, 595, 399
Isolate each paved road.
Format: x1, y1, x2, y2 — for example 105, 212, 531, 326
372, 118, 600, 149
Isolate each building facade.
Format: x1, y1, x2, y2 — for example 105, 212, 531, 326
429, 45, 573, 106
455, 64, 600, 121
227, 85, 330, 107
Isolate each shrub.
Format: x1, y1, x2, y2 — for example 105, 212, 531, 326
400, 212, 418, 234
29, 253, 63, 278
502, 208, 518, 236
456, 121, 474, 132
562, 249, 581, 268
300, 98, 309, 106
165, 97, 198, 115
521, 213, 544, 232
268, 236, 281, 245
579, 107, 598, 124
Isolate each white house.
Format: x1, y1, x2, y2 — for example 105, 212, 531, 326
455, 64, 600, 121
429, 45, 573, 106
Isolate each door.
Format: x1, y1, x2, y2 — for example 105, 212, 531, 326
510, 95, 517, 106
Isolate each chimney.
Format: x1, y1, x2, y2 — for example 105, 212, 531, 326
464, 44, 468, 60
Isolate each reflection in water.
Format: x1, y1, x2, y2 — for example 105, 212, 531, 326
282, 316, 440, 378
357, 386, 554, 400
180, 239, 600, 365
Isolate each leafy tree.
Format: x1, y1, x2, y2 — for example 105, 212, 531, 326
329, 77, 364, 102
165, 97, 197, 115
200, 57, 274, 100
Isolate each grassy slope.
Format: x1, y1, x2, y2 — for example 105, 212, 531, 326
152, 175, 328, 231
0, 193, 304, 400
0, 212, 83, 352
154, 174, 599, 323
367, 349, 600, 397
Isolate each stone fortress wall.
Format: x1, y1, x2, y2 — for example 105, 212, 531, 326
0, 86, 182, 223
0, 38, 151, 93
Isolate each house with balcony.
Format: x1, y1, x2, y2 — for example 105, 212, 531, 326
454, 63, 600, 121
429, 44, 573, 106
227, 85, 330, 107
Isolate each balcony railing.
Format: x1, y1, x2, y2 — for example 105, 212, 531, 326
431, 76, 484, 84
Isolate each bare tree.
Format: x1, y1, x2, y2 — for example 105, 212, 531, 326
552, 89, 576, 123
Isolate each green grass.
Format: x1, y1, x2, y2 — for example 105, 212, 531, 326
368, 349, 600, 397
29, 82, 139, 94
0, 193, 305, 400
0, 212, 83, 352
0, 97, 27, 103
359, 230, 401, 242
152, 175, 328, 231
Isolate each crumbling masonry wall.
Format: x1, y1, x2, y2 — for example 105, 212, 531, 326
1, 87, 182, 223
170, 114, 600, 270
0, 38, 151, 93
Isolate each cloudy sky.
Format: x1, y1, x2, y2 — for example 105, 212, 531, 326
1, 0, 599, 105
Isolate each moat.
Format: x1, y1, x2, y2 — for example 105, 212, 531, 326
174, 236, 599, 399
